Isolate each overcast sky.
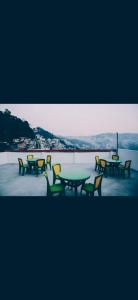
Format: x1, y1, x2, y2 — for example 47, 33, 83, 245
0, 104, 138, 136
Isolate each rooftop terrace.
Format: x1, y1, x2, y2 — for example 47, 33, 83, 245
0, 149, 138, 197
0, 162, 138, 197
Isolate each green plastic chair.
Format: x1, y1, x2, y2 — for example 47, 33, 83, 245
18, 158, 29, 176
35, 159, 46, 176
27, 154, 34, 173
52, 163, 61, 184
46, 155, 52, 170
118, 160, 131, 178
43, 172, 65, 197
81, 173, 103, 197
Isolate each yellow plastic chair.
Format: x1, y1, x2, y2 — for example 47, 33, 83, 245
119, 160, 131, 178
35, 159, 46, 176
52, 163, 61, 184
18, 158, 29, 176
27, 154, 34, 160
43, 172, 65, 197
81, 173, 103, 197
99, 159, 109, 176
112, 154, 119, 160
95, 155, 100, 171
27, 154, 34, 173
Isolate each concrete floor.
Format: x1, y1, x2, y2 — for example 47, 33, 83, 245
0, 163, 138, 197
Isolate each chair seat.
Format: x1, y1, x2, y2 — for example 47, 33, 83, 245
82, 183, 94, 193
50, 184, 64, 193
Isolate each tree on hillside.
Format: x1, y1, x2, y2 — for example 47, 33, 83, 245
4, 109, 11, 115
0, 110, 35, 142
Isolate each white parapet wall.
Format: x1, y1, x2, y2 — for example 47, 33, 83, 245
118, 149, 138, 171
0, 150, 137, 170
0, 151, 113, 166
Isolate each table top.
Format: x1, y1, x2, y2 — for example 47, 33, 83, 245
106, 159, 122, 164
59, 169, 91, 181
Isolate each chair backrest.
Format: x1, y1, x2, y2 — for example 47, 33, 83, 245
95, 155, 100, 164
18, 158, 23, 167
125, 160, 131, 169
36, 159, 45, 168
47, 155, 51, 163
100, 159, 106, 168
52, 164, 61, 176
94, 173, 103, 190
112, 154, 119, 160
27, 154, 34, 160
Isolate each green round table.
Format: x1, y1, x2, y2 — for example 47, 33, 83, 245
59, 169, 91, 196
106, 159, 122, 176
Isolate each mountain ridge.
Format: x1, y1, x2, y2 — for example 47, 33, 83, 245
0, 109, 138, 151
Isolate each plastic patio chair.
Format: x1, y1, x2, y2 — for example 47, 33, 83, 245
111, 154, 120, 176
35, 159, 46, 176
118, 160, 131, 178
43, 172, 65, 197
99, 159, 109, 176
27, 154, 34, 160
112, 154, 119, 160
81, 173, 103, 197
52, 163, 74, 189
18, 158, 29, 176
52, 163, 61, 184
95, 155, 101, 171
27, 154, 34, 173
46, 155, 52, 170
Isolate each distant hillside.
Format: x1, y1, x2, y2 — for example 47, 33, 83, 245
63, 133, 138, 150
118, 133, 138, 150
0, 109, 35, 143
34, 127, 74, 149
33, 127, 56, 139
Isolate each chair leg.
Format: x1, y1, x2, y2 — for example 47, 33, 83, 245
61, 188, 65, 196
22, 167, 25, 176
35, 167, 38, 176
90, 192, 94, 198
98, 187, 101, 196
